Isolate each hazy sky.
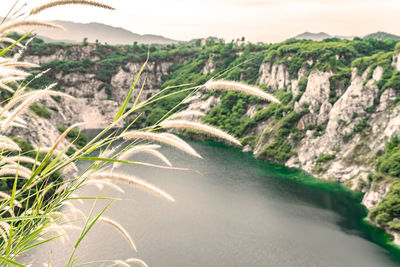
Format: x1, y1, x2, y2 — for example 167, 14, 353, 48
3, 0, 400, 42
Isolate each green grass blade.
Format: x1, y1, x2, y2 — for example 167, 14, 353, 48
75, 201, 113, 248
0, 256, 25, 267
114, 50, 149, 122
0, 30, 33, 57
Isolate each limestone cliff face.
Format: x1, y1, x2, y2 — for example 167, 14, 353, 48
392, 52, 400, 71
185, 59, 400, 231
297, 70, 331, 114
21, 45, 175, 129
263, 63, 398, 211
259, 63, 290, 91
24, 45, 102, 64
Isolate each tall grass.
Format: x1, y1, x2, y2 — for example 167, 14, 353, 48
0, 1, 279, 266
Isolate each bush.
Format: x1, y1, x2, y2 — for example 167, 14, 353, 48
353, 117, 369, 133
377, 135, 400, 177
29, 103, 52, 118
240, 135, 257, 148
316, 153, 336, 164
370, 182, 400, 229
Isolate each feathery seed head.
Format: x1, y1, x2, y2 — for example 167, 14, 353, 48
113, 144, 171, 168
204, 80, 281, 104
89, 171, 175, 202
122, 131, 202, 159
126, 258, 149, 267
0, 20, 65, 34
31, 0, 115, 15
99, 216, 137, 251
160, 120, 242, 147
167, 110, 205, 120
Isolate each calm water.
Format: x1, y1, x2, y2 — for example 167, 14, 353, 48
31, 139, 400, 266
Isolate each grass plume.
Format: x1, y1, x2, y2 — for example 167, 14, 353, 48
99, 217, 137, 251
30, 0, 115, 15
167, 110, 205, 120
113, 144, 171, 168
126, 258, 149, 267
123, 131, 202, 159
89, 171, 175, 202
0, 20, 65, 34
204, 80, 281, 103
160, 120, 242, 147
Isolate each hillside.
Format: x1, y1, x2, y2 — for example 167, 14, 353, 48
35, 20, 180, 45
294, 31, 400, 41
364, 31, 400, 40
293, 32, 332, 41
13, 36, 400, 244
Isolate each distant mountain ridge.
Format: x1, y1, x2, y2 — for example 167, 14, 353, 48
293, 32, 332, 41
363, 31, 400, 40
293, 31, 400, 41
35, 20, 180, 45
18, 19, 400, 44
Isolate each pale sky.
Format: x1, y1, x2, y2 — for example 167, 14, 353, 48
3, 0, 400, 42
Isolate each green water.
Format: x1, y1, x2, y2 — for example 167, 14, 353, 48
32, 139, 400, 266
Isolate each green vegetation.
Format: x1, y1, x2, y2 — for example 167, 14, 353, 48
377, 135, 400, 177
258, 109, 308, 162
329, 67, 351, 103
312, 153, 336, 173
263, 38, 397, 78
203, 92, 255, 137
316, 153, 336, 164
363, 31, 400, 41
57, 126, 89, 149
370, 182, 400, 230
29, 103, 52, 118
0, 136, 62, 205
342, 117, 371, 142
240, 135, 257, 149
368, 136, 400, 232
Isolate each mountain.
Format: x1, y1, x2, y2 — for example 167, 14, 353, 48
363, 31, 400, 40
293, 32, 332, 41
35, 20, 180, 45
293, 31, 400, 41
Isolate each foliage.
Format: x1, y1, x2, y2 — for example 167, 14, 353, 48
263, 38, 396, 78
258, 109, 308, 162
240, 135, 257, 148
57, 126, 89, 149
329, 67, 351, 104
203, 92, 256, 137
29, 103, 52, 118
376, 135, 400, 177
316, 153, 336, 164
370, 182, 400, 230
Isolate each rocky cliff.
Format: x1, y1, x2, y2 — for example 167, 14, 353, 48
21, 44, 176, 129
185, 47, 400, 242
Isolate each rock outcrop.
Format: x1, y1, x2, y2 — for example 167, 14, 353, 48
259, 63, 290, 91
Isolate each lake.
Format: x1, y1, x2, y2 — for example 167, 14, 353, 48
31, 139, 400, 266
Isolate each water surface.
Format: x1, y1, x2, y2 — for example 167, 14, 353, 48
31, 139, 400, 266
